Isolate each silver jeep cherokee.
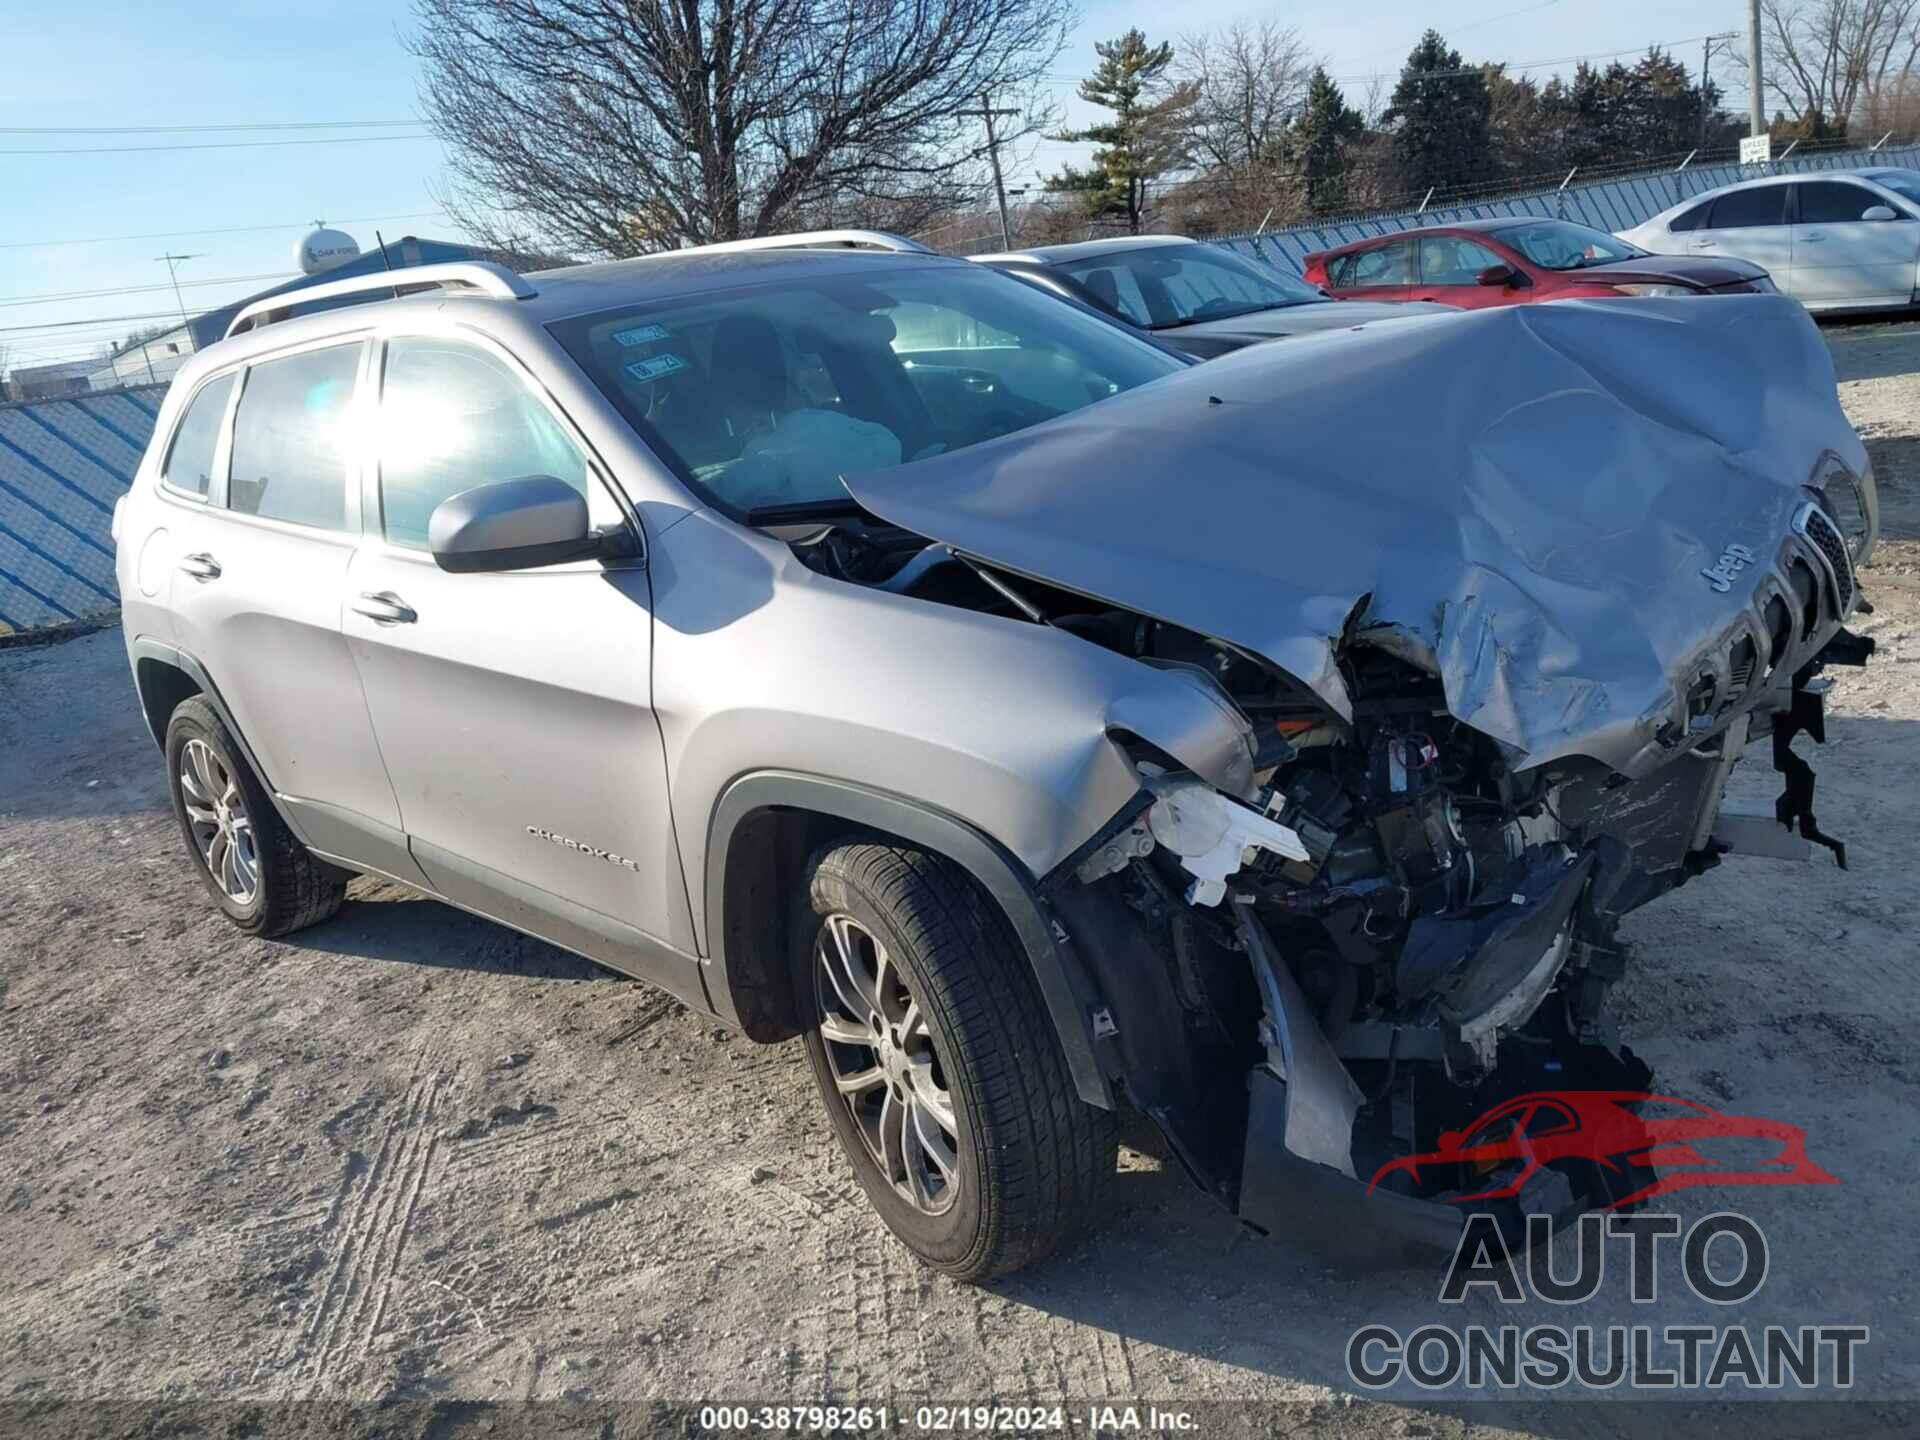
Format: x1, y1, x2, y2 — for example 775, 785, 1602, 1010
115, 234, 1877, 1277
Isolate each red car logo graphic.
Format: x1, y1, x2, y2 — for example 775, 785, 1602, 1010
1367, 1091, 1838, 1209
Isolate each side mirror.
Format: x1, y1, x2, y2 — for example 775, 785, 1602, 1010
1861, 204, 1898, 221
1437, 1129, 1463, 1153
1476, 263, 1518, 287
429, 474, 602, 574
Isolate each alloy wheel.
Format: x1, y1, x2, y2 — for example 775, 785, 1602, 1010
814, 913, 961, 1215
179, 738, 259, 905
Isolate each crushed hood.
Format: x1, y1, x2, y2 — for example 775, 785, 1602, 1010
843, 295, 1863, 778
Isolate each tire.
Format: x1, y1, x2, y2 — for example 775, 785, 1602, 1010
164, 696, 347, 938
798, 842, 1117, 1280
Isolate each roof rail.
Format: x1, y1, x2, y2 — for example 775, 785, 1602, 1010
224, 261, 536, 339
689, 229, 934, 256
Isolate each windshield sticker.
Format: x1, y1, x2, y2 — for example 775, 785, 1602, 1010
624, 352, 688, 382
612, 323, 670, 347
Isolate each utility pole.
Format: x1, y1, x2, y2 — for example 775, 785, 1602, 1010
156, 252, 203, 355
1747, 0, 1765, 136
1699, 32, 1740, 145
961, 94, 1021, 250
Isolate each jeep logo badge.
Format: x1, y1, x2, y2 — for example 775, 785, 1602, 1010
1702, 542, 1757, 593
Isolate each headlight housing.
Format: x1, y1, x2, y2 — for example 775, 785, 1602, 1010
1809, 452, 1877, 565
1610, 283, 1697, 298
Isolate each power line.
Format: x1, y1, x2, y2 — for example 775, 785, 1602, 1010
0, 310, 196, 337
1358, 0, 1570, 58
0, 210, 447, 250
1, 133, 432, 157
0, 271, 297, 310
0, 119, 419, 135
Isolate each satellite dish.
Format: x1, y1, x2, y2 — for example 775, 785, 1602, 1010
296, 225, 361, 275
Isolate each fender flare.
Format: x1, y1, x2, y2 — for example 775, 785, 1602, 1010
704, 770, 1115, 1108
128, 637, 314, 847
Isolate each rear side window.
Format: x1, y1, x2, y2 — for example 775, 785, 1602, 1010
1795, 181, 1884, 223
161, 372, 235, 496
1708, 185, 1787, 229
226, 343, 362, 531
375, 338, 588, 549
1667, 202, 1710, 233
1335, 240, 1415, 287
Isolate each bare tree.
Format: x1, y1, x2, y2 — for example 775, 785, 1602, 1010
1167, 21, 1316, 231
1175, 21, 1315, 173
1737, 0, 1920, 135
410, 0, 1071, 256
1862, 66, 1920, 130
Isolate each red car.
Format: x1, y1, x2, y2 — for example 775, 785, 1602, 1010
1304, 218, 1775, 308
1367, 1090, 1838, 1209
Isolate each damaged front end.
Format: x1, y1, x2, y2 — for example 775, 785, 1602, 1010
829, 294, 1879, 1259
1043, 566, 1873, 1261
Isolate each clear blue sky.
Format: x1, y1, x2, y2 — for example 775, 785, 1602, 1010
2, 0, 1751, 372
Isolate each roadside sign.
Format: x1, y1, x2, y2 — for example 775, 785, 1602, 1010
1740, 135, 1773, 165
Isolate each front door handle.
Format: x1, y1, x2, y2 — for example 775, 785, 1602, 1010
351, 591, 417, 625
178, 552, 221, 581
1801, 231, 1826, 243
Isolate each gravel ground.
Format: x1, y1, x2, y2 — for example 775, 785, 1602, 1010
4, 323, 1920, 1436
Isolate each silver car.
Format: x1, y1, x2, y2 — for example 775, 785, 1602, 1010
114, 234, 1877, 1276
1620, 167, 1920, 311
971, 235, 1444, 358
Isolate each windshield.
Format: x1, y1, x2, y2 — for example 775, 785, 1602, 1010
1495, 220, 1646, 270
548, 264, 1185, 516
1057, 243, 1324, 328
1867, 170, 1920, 207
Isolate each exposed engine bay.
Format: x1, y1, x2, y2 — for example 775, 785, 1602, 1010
786, 491, 1876, 1255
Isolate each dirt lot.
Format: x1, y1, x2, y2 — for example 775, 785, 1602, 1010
4, 323, 1920, 1434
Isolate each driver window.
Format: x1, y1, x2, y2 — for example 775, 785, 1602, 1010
376, 338, 597, 550
1795, 181, 1884, 223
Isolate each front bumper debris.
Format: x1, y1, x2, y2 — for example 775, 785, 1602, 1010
1233, 907, 1465, 1260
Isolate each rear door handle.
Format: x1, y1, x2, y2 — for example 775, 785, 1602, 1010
351, 591, 417, 625
178, 552, 221, 581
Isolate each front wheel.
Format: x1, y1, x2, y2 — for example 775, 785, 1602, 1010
799, 843, 1117, 1280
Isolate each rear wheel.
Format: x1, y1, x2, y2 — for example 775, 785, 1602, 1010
164, 697, 347, 937
798, 842, 1117, 1280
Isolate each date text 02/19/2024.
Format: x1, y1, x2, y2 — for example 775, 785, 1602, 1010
696, 1405, 1201, 1432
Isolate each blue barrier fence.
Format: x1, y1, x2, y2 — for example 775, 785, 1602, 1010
0, 384, 165, 634
1209, 143, 1920, 274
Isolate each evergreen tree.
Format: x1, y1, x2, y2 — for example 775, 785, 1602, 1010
1382, 31, 1493, 198
1045, 30, 1196, 233
1292, 67, 1365, 216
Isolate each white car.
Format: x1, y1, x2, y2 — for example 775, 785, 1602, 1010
1619, 167, 1920, 312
